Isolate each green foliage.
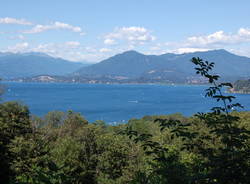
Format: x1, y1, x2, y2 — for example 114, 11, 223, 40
189, 57, 250, 183
149, 57, 250, 183
0, 102, 31, 183
9, 134, 68, 184
1, 57, 250, 183
96, 133, 144, 184
124, 119, 190, 184
0, 78, 5, 98
51, 127, 99, 184
124, 57, 250, 183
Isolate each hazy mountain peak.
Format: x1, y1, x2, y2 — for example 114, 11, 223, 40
0, 52, 87, 79
205, 49, 231, 54
20, 52, 52, 58
119, 50, 144, 56
199, 49, 235, 56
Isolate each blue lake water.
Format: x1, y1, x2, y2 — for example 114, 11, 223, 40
2, 82, 250, 123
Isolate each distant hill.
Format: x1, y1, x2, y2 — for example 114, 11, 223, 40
230, 79, 250, 94
74, 49, 250, 83
0, 52, 90, 79
6, 50, 250, 84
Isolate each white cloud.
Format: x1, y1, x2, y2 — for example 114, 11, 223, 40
153, 28, 250, 56
85, 46, 97, 52
150, 46, 161, 51
3, 27, 250, 63
227, 47, 250, 58
186, 31, 232, 46
0, 17, 32, 25
185, 28, 250, 47
171, 48, 210, 54
104, 26, 156, 45
18, 42, 101, 62
23, 21, 84, 35
104, 38, 116, 45
238, 28, 250, 37
99, 48, 112, 53
65, 41, 80, 48
7, 42, 29, 52
34, 43, 53, 52
9, 34, 25, 40
18, 35, 25, 40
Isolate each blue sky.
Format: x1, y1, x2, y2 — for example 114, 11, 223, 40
0, 0, 250, 62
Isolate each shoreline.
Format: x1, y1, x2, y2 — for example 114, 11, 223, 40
228, 88, 250, 94
2, 80, 209, 86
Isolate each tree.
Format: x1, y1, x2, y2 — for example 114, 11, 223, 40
163, 57, 250, 183
188, 57, 250, 183
0, 78, 5, 98
0, 102, 31, 183
124, 57, 250, 184
9, 132, 67, 184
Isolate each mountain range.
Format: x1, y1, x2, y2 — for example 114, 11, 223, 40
0, 52, 89, 79
2, 49, 250, 84
74, 49, 250, 83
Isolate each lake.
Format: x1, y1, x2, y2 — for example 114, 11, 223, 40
2, 82, 250, 123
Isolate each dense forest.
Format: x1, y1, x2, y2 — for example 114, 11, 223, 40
1, 58, 250, 184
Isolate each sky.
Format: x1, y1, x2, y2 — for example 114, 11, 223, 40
0, 0, 250, 63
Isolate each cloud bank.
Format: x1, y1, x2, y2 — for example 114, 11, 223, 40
184, 28, 250, 47
23, 21, 84, 35
0, 17, 32, 25
104, 26, 156, 45
1, 18, 250, 62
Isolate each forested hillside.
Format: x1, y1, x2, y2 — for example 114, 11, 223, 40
75, 49, 250, 83
231, 79, 250, 93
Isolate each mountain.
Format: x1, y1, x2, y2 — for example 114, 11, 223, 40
0, 52, 90, 79
74, 49, 250, 83
75, 51, 155, 77
230, 79, 250, 94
